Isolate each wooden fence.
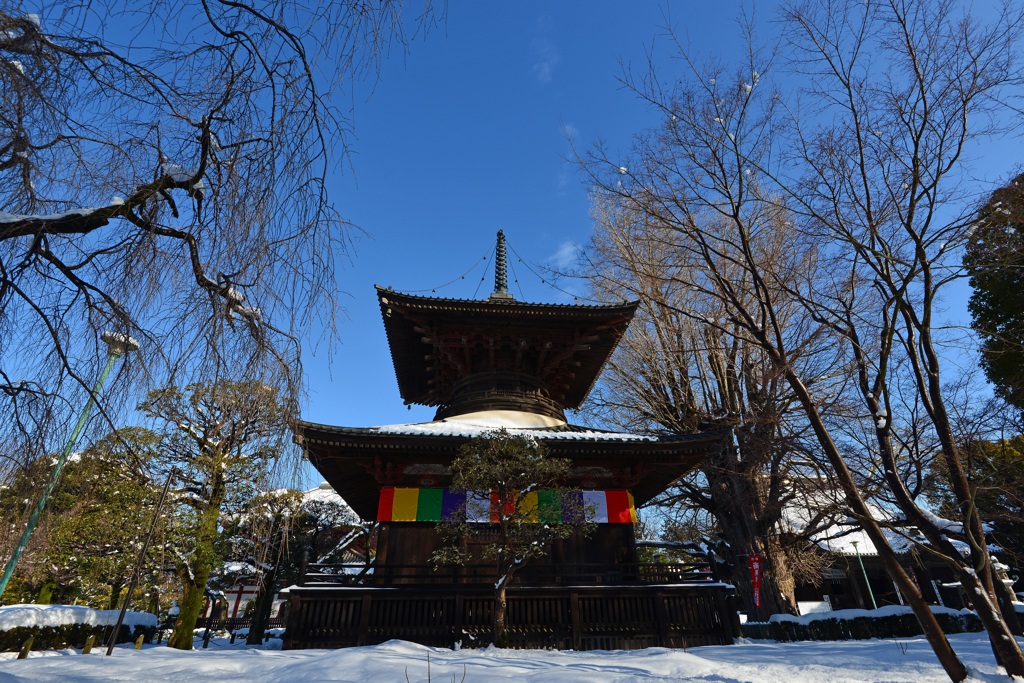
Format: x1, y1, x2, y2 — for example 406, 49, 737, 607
192, 615, 288, 633
301, 561, 716, 587
283, 583, 738, 651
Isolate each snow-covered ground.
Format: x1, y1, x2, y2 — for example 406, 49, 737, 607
0, 632, 1021, 682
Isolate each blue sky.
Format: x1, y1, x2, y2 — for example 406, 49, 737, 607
301, 2, 744, 428
299, 1, 1024, 433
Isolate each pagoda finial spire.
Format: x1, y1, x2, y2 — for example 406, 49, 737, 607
490, 229, 513, 300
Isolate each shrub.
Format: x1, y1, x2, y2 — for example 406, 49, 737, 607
742, 609, 983, 642
0, 622, 155, 652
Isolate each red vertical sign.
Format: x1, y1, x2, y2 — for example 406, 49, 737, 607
749, 555, 763, 608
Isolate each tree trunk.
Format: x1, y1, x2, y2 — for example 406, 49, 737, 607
493, 579, 510, 648
167, 580, 205, 650
107, 582, 123, 611
717, 520, 797, 618
246, 567, 277, 645
706, 445, 798, 618
763, 533, 798, 614
168, 471, 226, 650
782, 371, 969, 682
990, 563, 1023, 637
148, 585, 160, 618
959, 568, 1024, 677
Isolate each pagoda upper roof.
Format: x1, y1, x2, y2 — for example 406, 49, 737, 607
376, 286, 639, 412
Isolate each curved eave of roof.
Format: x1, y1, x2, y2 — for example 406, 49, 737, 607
294, 418, 727, 453
376, 286, 639, 409
376, 286, 639, 317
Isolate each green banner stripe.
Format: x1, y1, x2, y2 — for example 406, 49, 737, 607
416, 487, 443, 522
537, 490, 562, 524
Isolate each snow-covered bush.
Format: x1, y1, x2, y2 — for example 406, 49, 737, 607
0, 604, 156, 652
742, 606, 982, 642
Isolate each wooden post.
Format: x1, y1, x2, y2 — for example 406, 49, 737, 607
17, 635, 33, 659
453, 593, 464, 648
82, 634, 96, 654
298, 548, 309, 587
134, 633, 145, 650
712, 588, 737, 644
230, 583, 245, 618
356, 594, 372, 647
569, 591, 582, 651
724, 591, 743, 639
653, 591, 671, 647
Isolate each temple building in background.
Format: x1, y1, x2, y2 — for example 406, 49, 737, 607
283, 231, 735, 650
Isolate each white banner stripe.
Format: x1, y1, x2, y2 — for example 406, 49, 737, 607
466, 490, 492, 522
582, 490, 608, 523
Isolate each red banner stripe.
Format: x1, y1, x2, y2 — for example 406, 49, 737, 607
377, 487, 395, 522
605, 490, 632, 524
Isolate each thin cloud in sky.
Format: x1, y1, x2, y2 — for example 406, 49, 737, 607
557, 169, 571, 190
531, 36, 561, 84
542, 241, 587, 303
547, 241, 580, 270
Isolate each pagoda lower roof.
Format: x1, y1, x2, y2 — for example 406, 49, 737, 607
294, 417, 727, 520
303, 419, 660, 442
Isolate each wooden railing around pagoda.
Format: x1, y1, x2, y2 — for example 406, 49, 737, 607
283, 583, 736, 650
299, 560, 717, 587
284, 561, 739, 650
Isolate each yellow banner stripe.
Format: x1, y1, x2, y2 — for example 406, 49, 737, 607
391, 488, 420, 521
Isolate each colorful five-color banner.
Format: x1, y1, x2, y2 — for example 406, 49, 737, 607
377, 487, 637, 524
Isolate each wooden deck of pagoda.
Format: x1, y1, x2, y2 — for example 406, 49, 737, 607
282, 561, 739, 650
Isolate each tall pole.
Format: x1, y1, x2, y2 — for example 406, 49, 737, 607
0, 332, 138, 600
106, 467, 175, 655
851, 540, 878, 610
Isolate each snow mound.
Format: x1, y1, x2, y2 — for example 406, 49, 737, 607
0, 604, 156, 631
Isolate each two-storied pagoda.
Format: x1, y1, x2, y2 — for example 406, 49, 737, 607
284, 232, 736, 650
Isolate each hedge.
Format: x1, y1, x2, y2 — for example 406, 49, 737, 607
0, 622, 155, 652
742, 610, 983, 642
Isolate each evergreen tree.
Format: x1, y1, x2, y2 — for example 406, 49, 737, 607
965, 173, 1024, 411
140, 380, 288, 650
929, 435, 1024, 594
432, 430, 593, 647
0, 428, 172, 608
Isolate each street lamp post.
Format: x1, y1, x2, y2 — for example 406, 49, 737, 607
851, 540, 878, 610
0, 331, 139, 600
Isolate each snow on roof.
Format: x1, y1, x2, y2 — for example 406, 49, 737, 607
0, 604, 156, 631
366, 414, 655, 442
779, 483, 914, 556
304, 482, 354, 506
223, 561, 258, 575
302, 483, 358, 524
781, 484, 974, 558
812, 523, 915, 557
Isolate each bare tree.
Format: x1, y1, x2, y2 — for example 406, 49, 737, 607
584, 211, 841, 617
581, 1, 1024, 679
0, 1, 437, 467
